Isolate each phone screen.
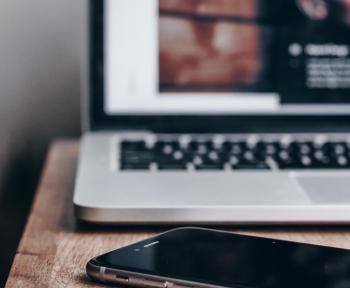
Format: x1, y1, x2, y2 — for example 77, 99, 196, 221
94, 228, 350, 288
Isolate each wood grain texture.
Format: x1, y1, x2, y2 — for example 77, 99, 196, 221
6, 140, 350, 287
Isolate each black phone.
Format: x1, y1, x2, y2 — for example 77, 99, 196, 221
87, 227, 350, 288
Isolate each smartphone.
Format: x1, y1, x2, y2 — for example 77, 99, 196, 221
87, 227, 350, 288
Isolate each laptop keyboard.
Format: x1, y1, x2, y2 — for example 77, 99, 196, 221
120, 136, 350, 171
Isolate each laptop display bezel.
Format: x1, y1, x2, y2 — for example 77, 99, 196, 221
89, 0, 350, 133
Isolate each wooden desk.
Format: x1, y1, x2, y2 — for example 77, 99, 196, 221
6, 140, 350, 287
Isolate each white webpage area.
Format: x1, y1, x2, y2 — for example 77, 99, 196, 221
105, 0, 279, 115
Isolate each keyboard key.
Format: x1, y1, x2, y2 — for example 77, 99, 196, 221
120, 163, 150, 170
158, 162, 187, 170
233, 162, 270, 170
195, 163, 224, 170
173, 151, 184, 160
121, 140, 146, 150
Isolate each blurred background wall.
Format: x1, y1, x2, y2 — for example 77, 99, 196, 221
0, 0, 84, 284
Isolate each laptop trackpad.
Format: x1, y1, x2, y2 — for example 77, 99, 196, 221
111, 174, 310, 206
296, 175, 350, 204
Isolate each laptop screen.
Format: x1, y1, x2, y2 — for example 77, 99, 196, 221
104, 0, 350, 115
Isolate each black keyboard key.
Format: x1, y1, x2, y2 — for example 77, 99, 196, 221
154, 141, 180, 153
277, 161, 305, 169
330, 143, 347, 156
195, 164, 225, 170
123, 151, 155, 162
157, 155, 187, 170
187, 141, 214, 155
255, 142, 280, 155
190, 153, 224, 170
121, 141, 146, 152
158, 163, 187, 170
120, 163, 150, 170
223, 141, 246, 154
233, 162, 270, 170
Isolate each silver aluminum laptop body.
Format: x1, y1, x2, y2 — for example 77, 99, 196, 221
74, 132, 350, 224
74, 0, 350, 224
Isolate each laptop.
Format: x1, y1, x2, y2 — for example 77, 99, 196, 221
74, 0, 350, 224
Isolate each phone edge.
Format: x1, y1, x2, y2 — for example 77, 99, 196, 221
86, 259, 232, 288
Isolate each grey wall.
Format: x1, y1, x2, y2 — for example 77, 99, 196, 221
0, 0, 84, 283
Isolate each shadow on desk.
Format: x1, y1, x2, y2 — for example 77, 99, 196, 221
0, 151, 43, 286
